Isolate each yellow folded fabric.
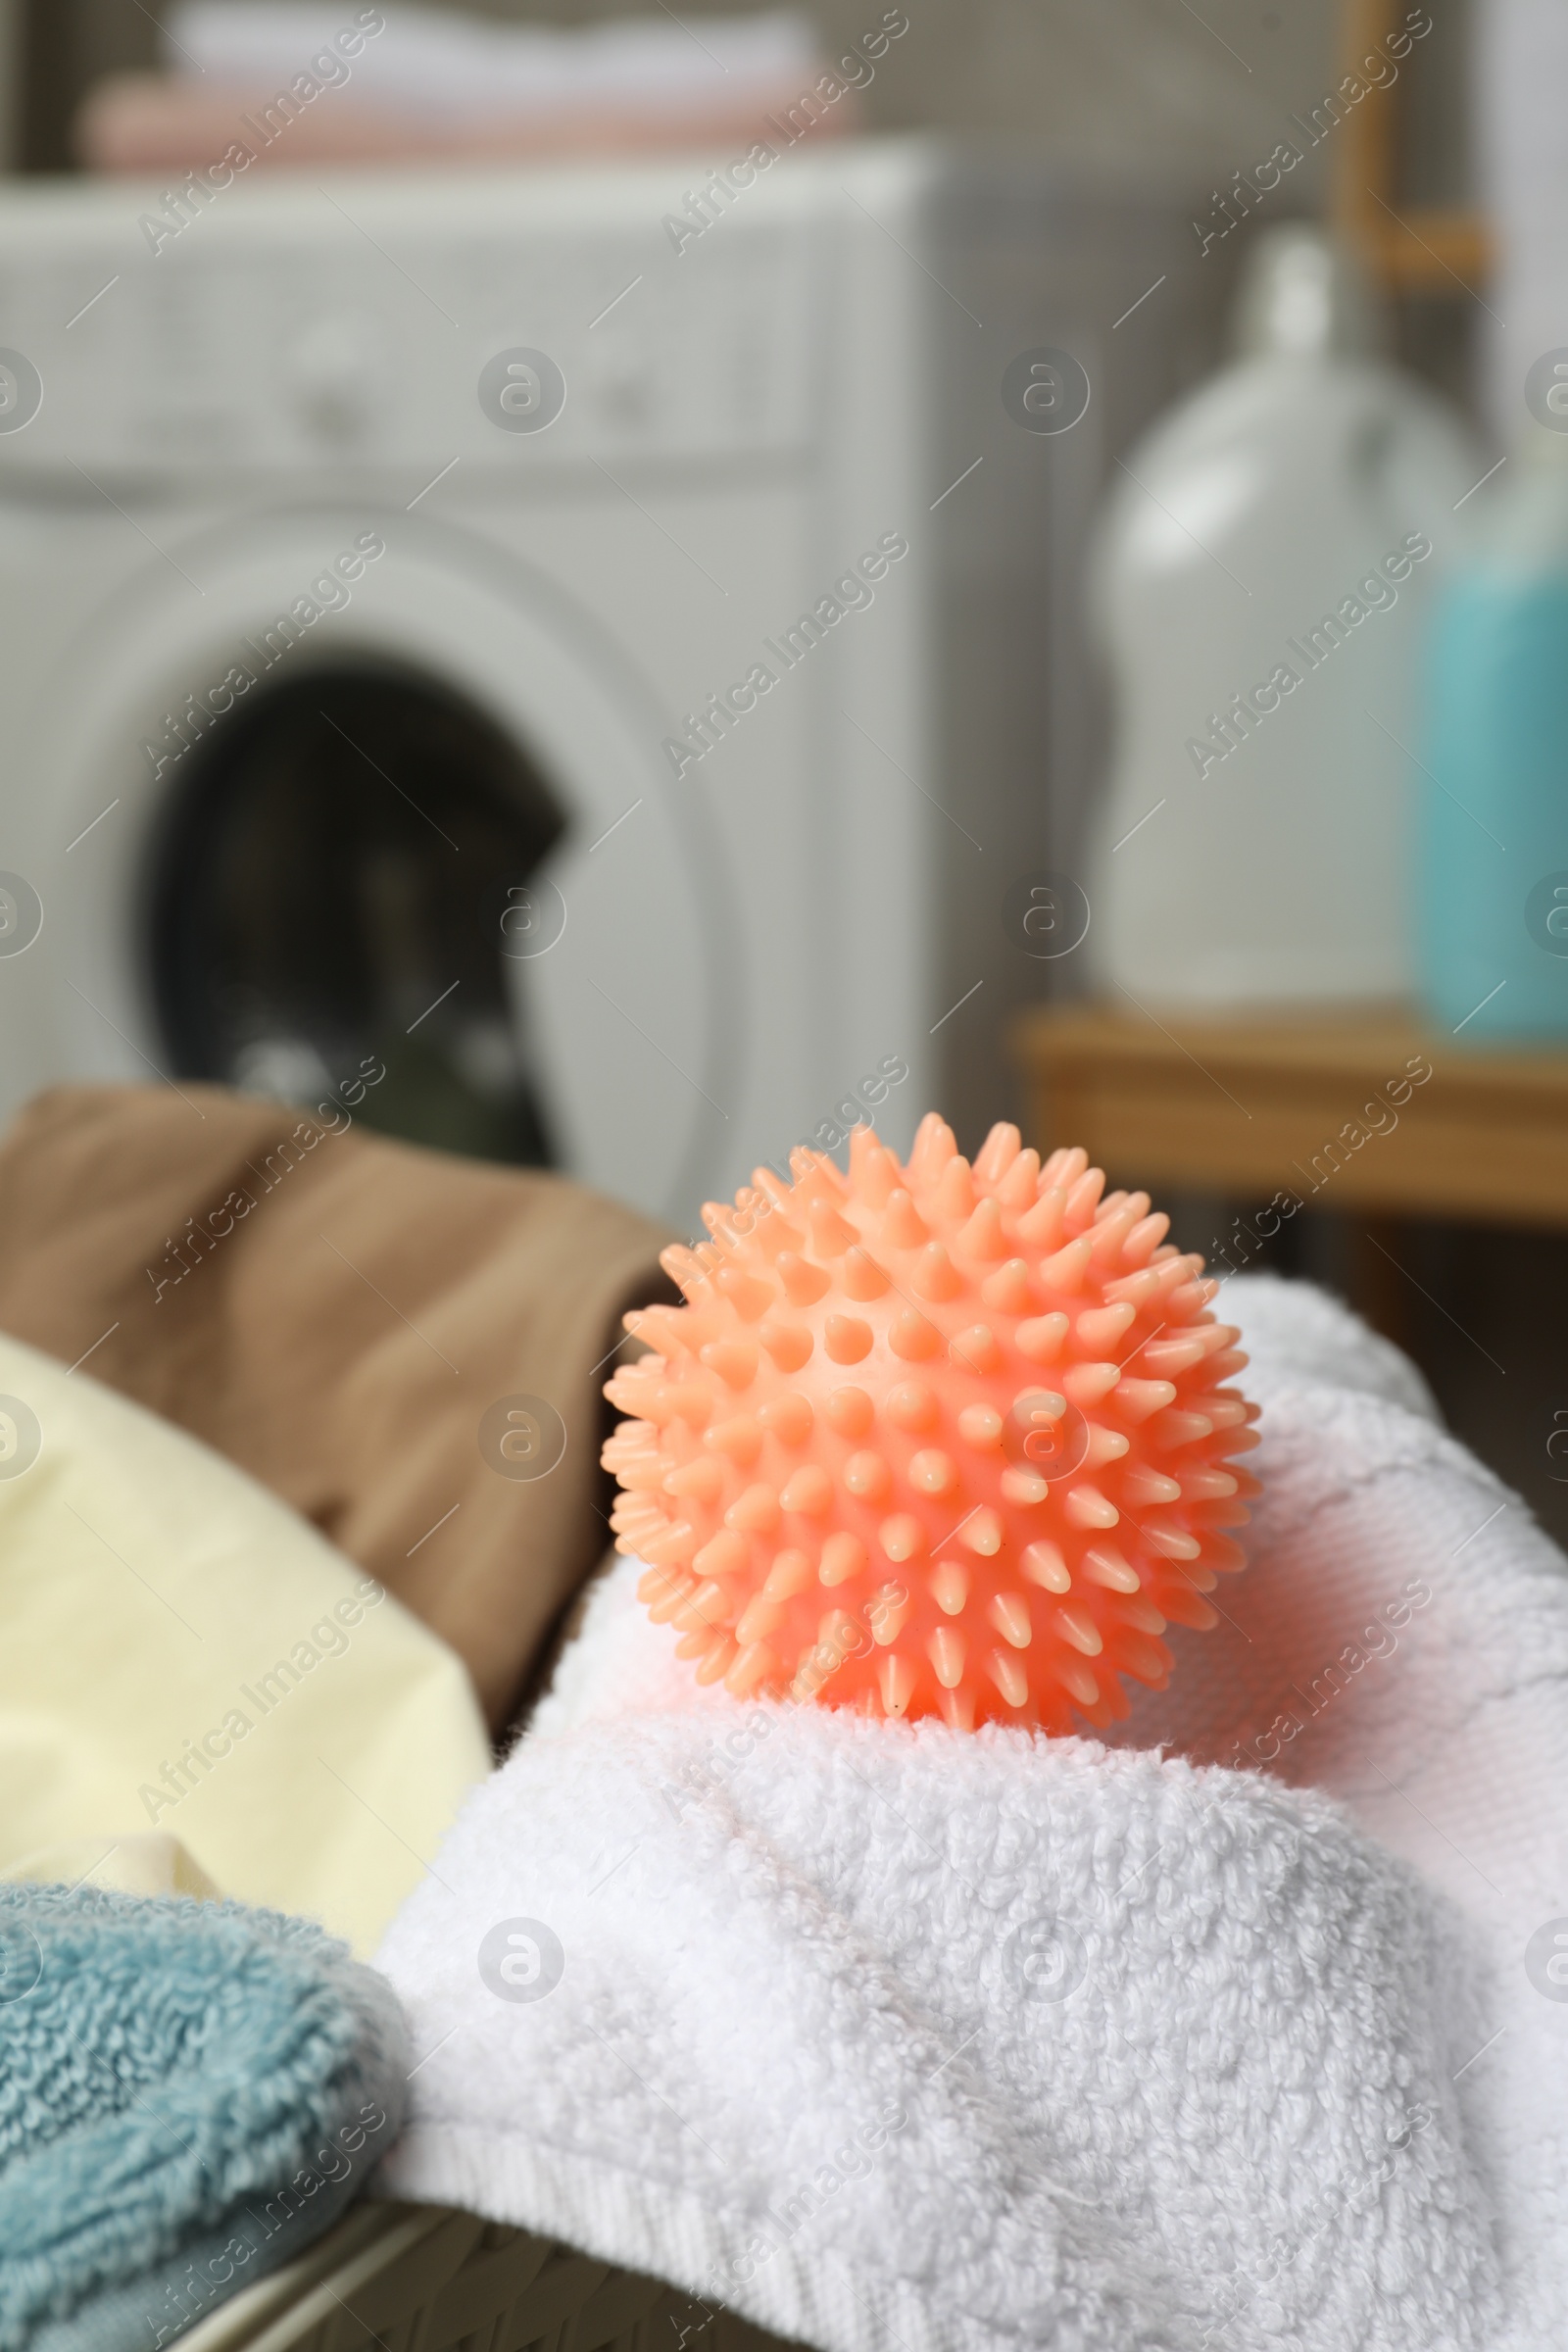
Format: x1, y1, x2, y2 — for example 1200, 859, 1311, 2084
2, 1831, 221, 1900
0, 1332, 491, 1955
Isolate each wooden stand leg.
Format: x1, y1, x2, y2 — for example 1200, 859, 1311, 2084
1348, 1216, 1411, 1352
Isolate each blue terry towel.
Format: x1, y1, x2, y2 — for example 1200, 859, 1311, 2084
0, 1884, 409, 2350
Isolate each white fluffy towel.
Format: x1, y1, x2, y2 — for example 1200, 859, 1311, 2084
374, 1276, 1568, 2351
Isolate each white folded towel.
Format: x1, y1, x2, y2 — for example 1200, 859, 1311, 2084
166, 5, 821, 116
374, 1275, 1568, 2351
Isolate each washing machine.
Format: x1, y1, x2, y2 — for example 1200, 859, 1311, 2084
0, 142, 1210, 1222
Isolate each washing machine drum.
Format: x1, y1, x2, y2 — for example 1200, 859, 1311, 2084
149, 663, 566, 1166
36, 519, 730, 1221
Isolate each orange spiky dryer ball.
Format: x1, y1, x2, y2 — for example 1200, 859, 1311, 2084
602, 1115, 1260, 1734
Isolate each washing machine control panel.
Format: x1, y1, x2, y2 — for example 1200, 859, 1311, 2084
0, 201, 827, 479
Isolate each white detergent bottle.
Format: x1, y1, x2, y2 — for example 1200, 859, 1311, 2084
1085, 225, 1477, 1009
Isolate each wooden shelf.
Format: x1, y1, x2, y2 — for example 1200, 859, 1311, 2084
1332, 0, 1489, 298
1011, 1002, 1568, 1232
1355, 213, 1493, 294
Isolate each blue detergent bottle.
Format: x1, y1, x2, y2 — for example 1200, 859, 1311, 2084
1418, 428, 1568, 1039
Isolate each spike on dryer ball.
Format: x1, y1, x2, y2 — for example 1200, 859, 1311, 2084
602, 1116, 1260, 1733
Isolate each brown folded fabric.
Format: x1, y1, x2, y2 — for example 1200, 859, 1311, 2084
0, 1084, 674, 1731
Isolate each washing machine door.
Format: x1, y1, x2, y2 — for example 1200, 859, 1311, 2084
24, 506, 733, 1224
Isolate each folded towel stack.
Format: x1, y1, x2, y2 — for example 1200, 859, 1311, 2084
76, 4, 855, 173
